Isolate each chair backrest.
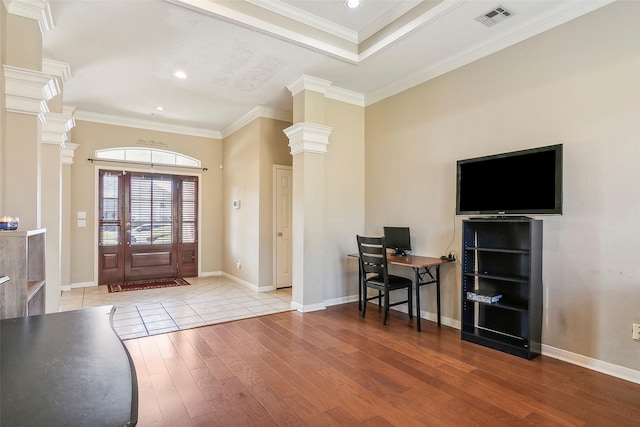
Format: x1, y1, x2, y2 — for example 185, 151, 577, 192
356, 235, 389, 282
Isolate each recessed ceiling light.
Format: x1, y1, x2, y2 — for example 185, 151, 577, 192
155, 106, 164, 111
173, 70, 188, 79
345, 0, 360, 9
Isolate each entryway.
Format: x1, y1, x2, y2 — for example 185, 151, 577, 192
98, 169, 198, 284
59, 276, 293, 339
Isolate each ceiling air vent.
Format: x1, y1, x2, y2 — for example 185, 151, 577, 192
475, 5, 514, 27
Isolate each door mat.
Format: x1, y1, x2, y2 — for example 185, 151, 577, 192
107, 278, 191, 293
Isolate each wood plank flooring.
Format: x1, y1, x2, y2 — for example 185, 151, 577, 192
125, 302, 640, 426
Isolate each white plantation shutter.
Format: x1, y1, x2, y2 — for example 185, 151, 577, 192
130, 174, 173, 244
99, 171, 122, 246
180, 177, 197, 244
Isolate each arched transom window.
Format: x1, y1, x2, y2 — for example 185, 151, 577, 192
95, 147, 201, 168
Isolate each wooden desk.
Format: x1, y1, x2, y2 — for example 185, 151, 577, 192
350, 253, 452, 331
0, 306, 138, 427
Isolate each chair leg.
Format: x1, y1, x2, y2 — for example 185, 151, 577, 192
361, 290, 367, 318
382, 290, 390, 325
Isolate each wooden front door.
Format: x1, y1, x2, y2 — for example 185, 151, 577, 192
98, 170, 198, 284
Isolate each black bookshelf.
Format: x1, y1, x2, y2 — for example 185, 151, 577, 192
461, 217, 543, 359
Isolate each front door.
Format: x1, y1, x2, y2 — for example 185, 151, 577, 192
98, 170, 198, 284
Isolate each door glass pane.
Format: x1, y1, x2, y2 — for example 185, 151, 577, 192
100, 225, 120, 246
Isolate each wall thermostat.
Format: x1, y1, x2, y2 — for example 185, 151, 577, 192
232, 200, 240, 209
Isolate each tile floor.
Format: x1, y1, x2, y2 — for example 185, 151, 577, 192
59, 276, 292, 340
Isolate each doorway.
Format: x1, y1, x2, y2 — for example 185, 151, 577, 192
98, 170, 198, 284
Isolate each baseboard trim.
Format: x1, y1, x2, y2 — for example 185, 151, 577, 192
542, 344, 640, 384
325, 295, 359, 307
221, 272, 258, 292
291, 301, 326, 313
70, 281, 97, 289
199, 271, 222, 277
357, 298, 462, 330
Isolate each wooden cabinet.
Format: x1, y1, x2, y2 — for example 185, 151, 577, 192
0, 229, 46, 319
461, 218, 542, 359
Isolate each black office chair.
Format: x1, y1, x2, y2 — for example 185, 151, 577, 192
356, 235, 413, 325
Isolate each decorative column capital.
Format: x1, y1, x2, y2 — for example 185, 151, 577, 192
2, 0, 54, 34
286, 75, 333, 97
61, 143, 80, 165
3, 65, 58, 117
283, 122, 333, 156
41, 112, 76, 147
42, 58, 72, 85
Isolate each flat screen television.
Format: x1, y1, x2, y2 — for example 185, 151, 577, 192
456, 144, 563, 216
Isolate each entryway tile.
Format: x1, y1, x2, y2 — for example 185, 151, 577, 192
59, 276, 293, 340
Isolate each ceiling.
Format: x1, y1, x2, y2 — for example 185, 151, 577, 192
40, 0, 614, 138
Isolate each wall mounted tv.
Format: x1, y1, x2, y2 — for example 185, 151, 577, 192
456, 144, 563, 216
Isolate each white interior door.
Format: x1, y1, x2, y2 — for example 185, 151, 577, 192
274, 165, 292, 288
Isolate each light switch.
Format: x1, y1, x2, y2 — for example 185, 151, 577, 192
77, 220, 86, 228
77, 211, 86, 219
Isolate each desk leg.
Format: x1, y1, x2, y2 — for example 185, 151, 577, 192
436, 265, 441, 326
358, 262, 362, 311
414, 267, 421, 332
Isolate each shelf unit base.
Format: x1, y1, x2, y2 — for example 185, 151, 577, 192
462, 330, 540, 360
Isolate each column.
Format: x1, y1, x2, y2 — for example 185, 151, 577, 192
283, 76, 333, 312
61, 143, 79, 292
2, 65, 58, 228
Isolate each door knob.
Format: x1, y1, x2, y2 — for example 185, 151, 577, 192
277, 232, 283, 237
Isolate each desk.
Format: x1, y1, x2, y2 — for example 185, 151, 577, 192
1, 306, 138, 427
350, 253, 452, 332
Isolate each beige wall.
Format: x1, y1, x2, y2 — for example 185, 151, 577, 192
222, 120, 261, 285
5, 14, 41, 70
1, 11, 44, 230
323, 99, 365, 303
68, 120, 222, 284
365, 1, 640, 371
222, 117, 291, 289
258, 118, 294, 286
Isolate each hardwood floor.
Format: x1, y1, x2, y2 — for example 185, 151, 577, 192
126, 302, 640, 426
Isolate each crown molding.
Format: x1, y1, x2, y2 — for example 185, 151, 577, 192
365, 0, 617, 106
41, 112, 76, 146
72, 110, 222, 139
3, 65, 56, 116
246, 0, 358, 43
326, 86, 365, 107
358, 0, 429, 42
283, 122, 333, 156
168, 0, 359, 62
287, 75, 333, 96
358, 0, 462, 62
221, 105, 292, 139
286, 75, 365, 107
2, 0, 54, 34
42, 58, 72, 83
169, 0, 451, 63
61, 143, 80, 165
